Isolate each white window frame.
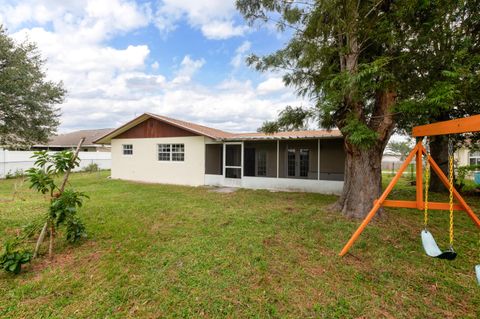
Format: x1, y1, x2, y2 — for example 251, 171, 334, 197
171, 144, 185, 162
122, 144, 133, 156
157, 143, 185, 162
470, 151, 480, 166
158, 144, 171, 161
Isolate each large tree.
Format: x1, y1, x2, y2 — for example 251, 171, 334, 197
392, 0, 480, 191
236, 0, 479, 218
0, 26, 65, 148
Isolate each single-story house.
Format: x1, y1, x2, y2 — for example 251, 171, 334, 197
94, 113, 346, 194
32, 128, 113, 152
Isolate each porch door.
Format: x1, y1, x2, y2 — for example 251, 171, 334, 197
287, 148, 309, 178
225, 143, 242, 179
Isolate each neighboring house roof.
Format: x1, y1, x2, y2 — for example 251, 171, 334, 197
94, 113, 342, 144
35, 128, 114, 148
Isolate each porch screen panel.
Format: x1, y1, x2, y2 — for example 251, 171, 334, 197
257, 151, 267, 176
243, 142, 277, 177
226, 145, 241, 166
319, 138, 345, 181
205, 144, 223, 175
299, 149, 309, 177
287, 149, 296, 176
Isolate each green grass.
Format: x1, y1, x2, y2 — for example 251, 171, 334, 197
0, 172, 479, 318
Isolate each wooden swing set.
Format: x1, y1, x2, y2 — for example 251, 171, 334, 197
339, 115, 480, 257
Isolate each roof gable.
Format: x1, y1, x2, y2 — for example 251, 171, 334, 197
94, 113, 233, 143
115, 117, 198, 139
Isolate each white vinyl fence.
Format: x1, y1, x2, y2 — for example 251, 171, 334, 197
0, 148, 111, 179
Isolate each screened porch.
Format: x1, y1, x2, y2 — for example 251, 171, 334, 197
204, 138, 345, 191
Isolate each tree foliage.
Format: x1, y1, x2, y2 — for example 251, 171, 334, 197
238, 0, 478, 142
259, 106, 312, 133
386, 139, 414, 161
26, 151, 87, 247
236, 0, 479, 217
0, 26, 65, 148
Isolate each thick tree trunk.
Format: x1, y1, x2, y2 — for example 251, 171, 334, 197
335, 90, 396, 218
335, 142, 385, 218
429, 135, 449, 192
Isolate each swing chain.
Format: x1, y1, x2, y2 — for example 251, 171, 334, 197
448, 137, 454, 249
424, 137, 430, 229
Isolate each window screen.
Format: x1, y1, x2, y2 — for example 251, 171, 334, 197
123, 144, 133, 155
172, 144, 185, 161
470, 151, 480, 166
257, 151, 267, 176
287, 149, 296, 176
299, 149, 309, 177
158, 144, 171, 161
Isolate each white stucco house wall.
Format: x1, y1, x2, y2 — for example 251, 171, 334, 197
95, 113, 346, 194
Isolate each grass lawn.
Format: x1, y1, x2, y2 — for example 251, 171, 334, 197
0, 171, 479, 318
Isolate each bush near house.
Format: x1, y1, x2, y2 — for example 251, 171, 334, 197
0, 172, 479, 318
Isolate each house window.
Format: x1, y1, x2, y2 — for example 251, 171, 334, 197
257, 151, 267, 176
172, 144, 185, 161
123, 144, 133, 155
287, 149, 296, 176
158, 144, 185, 162
470, 151, 480, 166
158, 144, 171, 161
299, 149, 309, 177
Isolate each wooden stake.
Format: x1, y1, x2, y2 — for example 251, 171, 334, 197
48, 223, 54, 259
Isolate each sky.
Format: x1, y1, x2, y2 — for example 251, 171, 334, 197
0, 0, 308, 133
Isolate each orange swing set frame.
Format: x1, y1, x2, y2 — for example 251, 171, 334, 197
340, 115, 480, 257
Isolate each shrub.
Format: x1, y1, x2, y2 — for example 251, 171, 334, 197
83, 163, 100, 172
0, 240, 32, 274
456, 164, 480, 190
5, 169, 24, 179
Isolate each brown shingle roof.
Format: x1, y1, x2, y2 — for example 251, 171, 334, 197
229, 130, 341, 140
37, 128, 114, 147
94, 113, 342, 144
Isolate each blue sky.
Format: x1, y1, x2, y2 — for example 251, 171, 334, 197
0, 0, 305, 133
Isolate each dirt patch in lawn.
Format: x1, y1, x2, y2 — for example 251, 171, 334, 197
22, 241, 102, 279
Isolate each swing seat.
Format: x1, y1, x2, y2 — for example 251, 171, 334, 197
475, 265, 480, 285
421, 230, 457, 260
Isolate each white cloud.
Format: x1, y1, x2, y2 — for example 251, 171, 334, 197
0, 0, 306, 133
230, 40, 251, 68
201, 20, 248, 40
171, 55, 205, 85
155, 0, 248, 39
257, 77, 287, 95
